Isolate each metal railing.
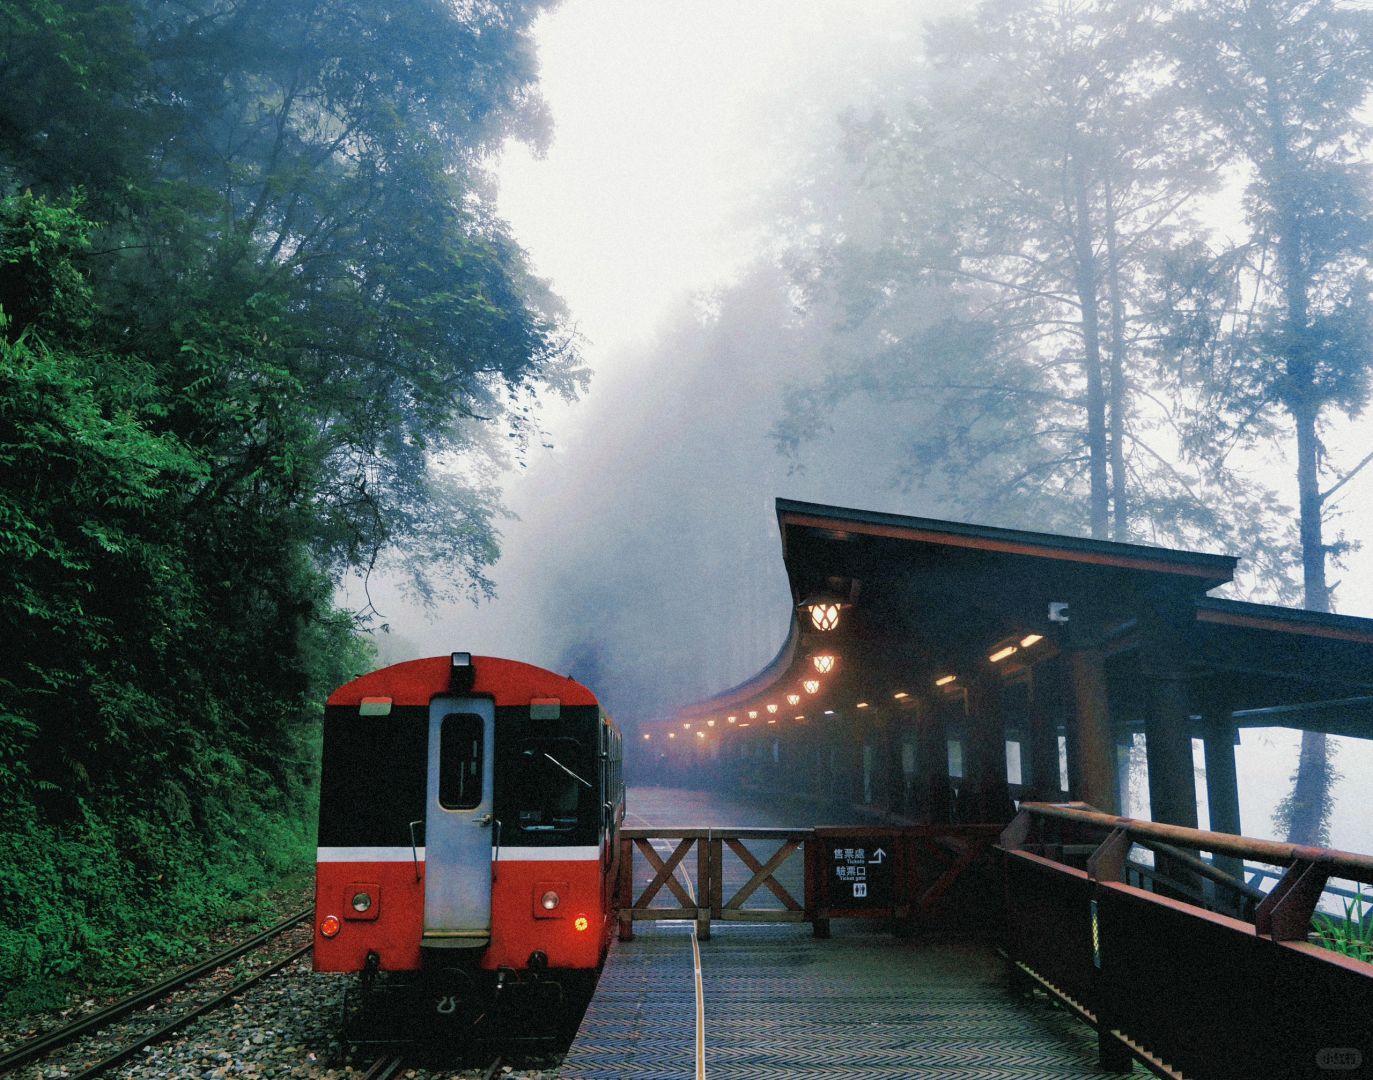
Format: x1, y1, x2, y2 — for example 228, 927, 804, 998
1001, 802, 1373, 1079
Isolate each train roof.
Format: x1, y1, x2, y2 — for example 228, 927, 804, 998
327, 655, 600, 709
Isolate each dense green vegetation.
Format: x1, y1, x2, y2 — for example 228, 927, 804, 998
0, 0, 574, 1005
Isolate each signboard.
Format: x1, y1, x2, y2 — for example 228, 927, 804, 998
812, 829, 900, 915
828, 840, 893, 907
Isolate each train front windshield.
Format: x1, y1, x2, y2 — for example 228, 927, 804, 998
513, 738, 590, 832
494, 710, 602, 846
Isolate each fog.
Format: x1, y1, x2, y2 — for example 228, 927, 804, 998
346, 1, 1373, 853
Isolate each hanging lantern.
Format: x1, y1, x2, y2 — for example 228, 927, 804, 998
786, 693, 801, 706
812, 653, 836, 674
803, 679, 820, 695
808, 602, 841, 631
766, 703, 778, 714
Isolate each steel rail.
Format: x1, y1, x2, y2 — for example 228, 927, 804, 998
362, 1054, 406, 1080
66, 942, 313, 1080
0, 907, 311, 1074
480, 1055, 506, 1080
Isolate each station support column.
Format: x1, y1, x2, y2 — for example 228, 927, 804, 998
1065, 610, 1120, 814
1199, 686, 1244, 882
1027, 656, 1069, 800
915, 695, 952, 823
1140, 595, 1200, 829
965, 675, 1013, 822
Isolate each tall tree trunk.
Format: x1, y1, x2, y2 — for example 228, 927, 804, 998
1262, 34, 1334, 845
1103, 171, 1130, 541
1069, 152, 1111, 540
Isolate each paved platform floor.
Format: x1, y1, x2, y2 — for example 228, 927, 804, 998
558, 787, 1131, 1078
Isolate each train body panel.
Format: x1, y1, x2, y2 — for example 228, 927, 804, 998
314, 854, 425, 972
312, 652, 625, 1022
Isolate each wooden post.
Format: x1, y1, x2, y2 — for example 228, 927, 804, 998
916, 695, 952, 823
1140, 596, 1200, 829
1027, 657, 1068, 799
618, 835, 634, 941
1065, 610, 1119, 814
1200, 691, 1245, 887
696, 837, 711, 940
965, 676, 1012, 822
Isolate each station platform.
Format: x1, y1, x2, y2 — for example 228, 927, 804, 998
557, 788, 1125, 1078
560, 921, 1109, 1079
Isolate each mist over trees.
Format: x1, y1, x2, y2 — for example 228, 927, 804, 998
767, 0, 1373, 844
0, 0, 575, 992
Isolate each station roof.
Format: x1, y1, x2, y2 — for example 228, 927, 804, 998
659, 499, 1373, 741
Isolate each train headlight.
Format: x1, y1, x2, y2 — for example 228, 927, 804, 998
541, 890, 560, 911
320, 915, 341, 938
352, 891, 373, 913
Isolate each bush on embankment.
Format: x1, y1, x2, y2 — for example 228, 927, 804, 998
0, 195, 370, 1011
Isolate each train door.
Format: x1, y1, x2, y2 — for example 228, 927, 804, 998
424, 695, 495, 946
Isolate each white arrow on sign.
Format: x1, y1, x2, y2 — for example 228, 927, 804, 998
869, 848, 886, 864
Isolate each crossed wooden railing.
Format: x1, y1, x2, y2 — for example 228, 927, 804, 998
615, 824, 1002, 941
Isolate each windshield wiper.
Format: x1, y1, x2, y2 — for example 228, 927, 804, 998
541, 752, 593, 789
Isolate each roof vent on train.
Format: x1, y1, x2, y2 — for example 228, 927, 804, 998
449, 651, 475, 692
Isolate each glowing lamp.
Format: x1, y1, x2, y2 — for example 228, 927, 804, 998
748, 710, 758, 719
766, 704, 778, 714
812, 654, 836, 674
808, 602, 841, 631
786, 693, 801, 706
989, 645, 1018, 663
803, 679, 820, 695
1020, 633, 1044, 648
320, 915, 341, 939
707, 719, 716, 726
574, 915, 589, 932
935, 674, 957, 686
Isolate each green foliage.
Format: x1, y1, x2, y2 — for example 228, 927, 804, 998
1313, 891, 1373, 964
0, 0, 572, 1003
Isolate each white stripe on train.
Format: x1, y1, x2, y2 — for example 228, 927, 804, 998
316, 845, 601, 862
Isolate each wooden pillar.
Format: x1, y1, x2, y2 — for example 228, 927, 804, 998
1027, 656, 1069, 799
1200, 690, 1244, 883
965, 676, 1013, 822
916, 695, 951, 823
1141, 596, 1199, 829
1065, 615, 1119, 814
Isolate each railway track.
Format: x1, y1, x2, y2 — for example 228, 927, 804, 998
0, 908, 312, 1077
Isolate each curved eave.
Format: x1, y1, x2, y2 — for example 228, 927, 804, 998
675, 617, 801, 721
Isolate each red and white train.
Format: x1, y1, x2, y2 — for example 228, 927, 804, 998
313, 652, 623, 1033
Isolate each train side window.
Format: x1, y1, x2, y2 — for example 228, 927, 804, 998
439, 713, 483, 809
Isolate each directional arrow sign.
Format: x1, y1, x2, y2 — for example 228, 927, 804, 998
869, 848, 886, 864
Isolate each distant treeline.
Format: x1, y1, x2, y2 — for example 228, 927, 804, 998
0, 0, 575, 1002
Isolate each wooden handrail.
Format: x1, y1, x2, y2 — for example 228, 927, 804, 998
1016, 802, 1373, 882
